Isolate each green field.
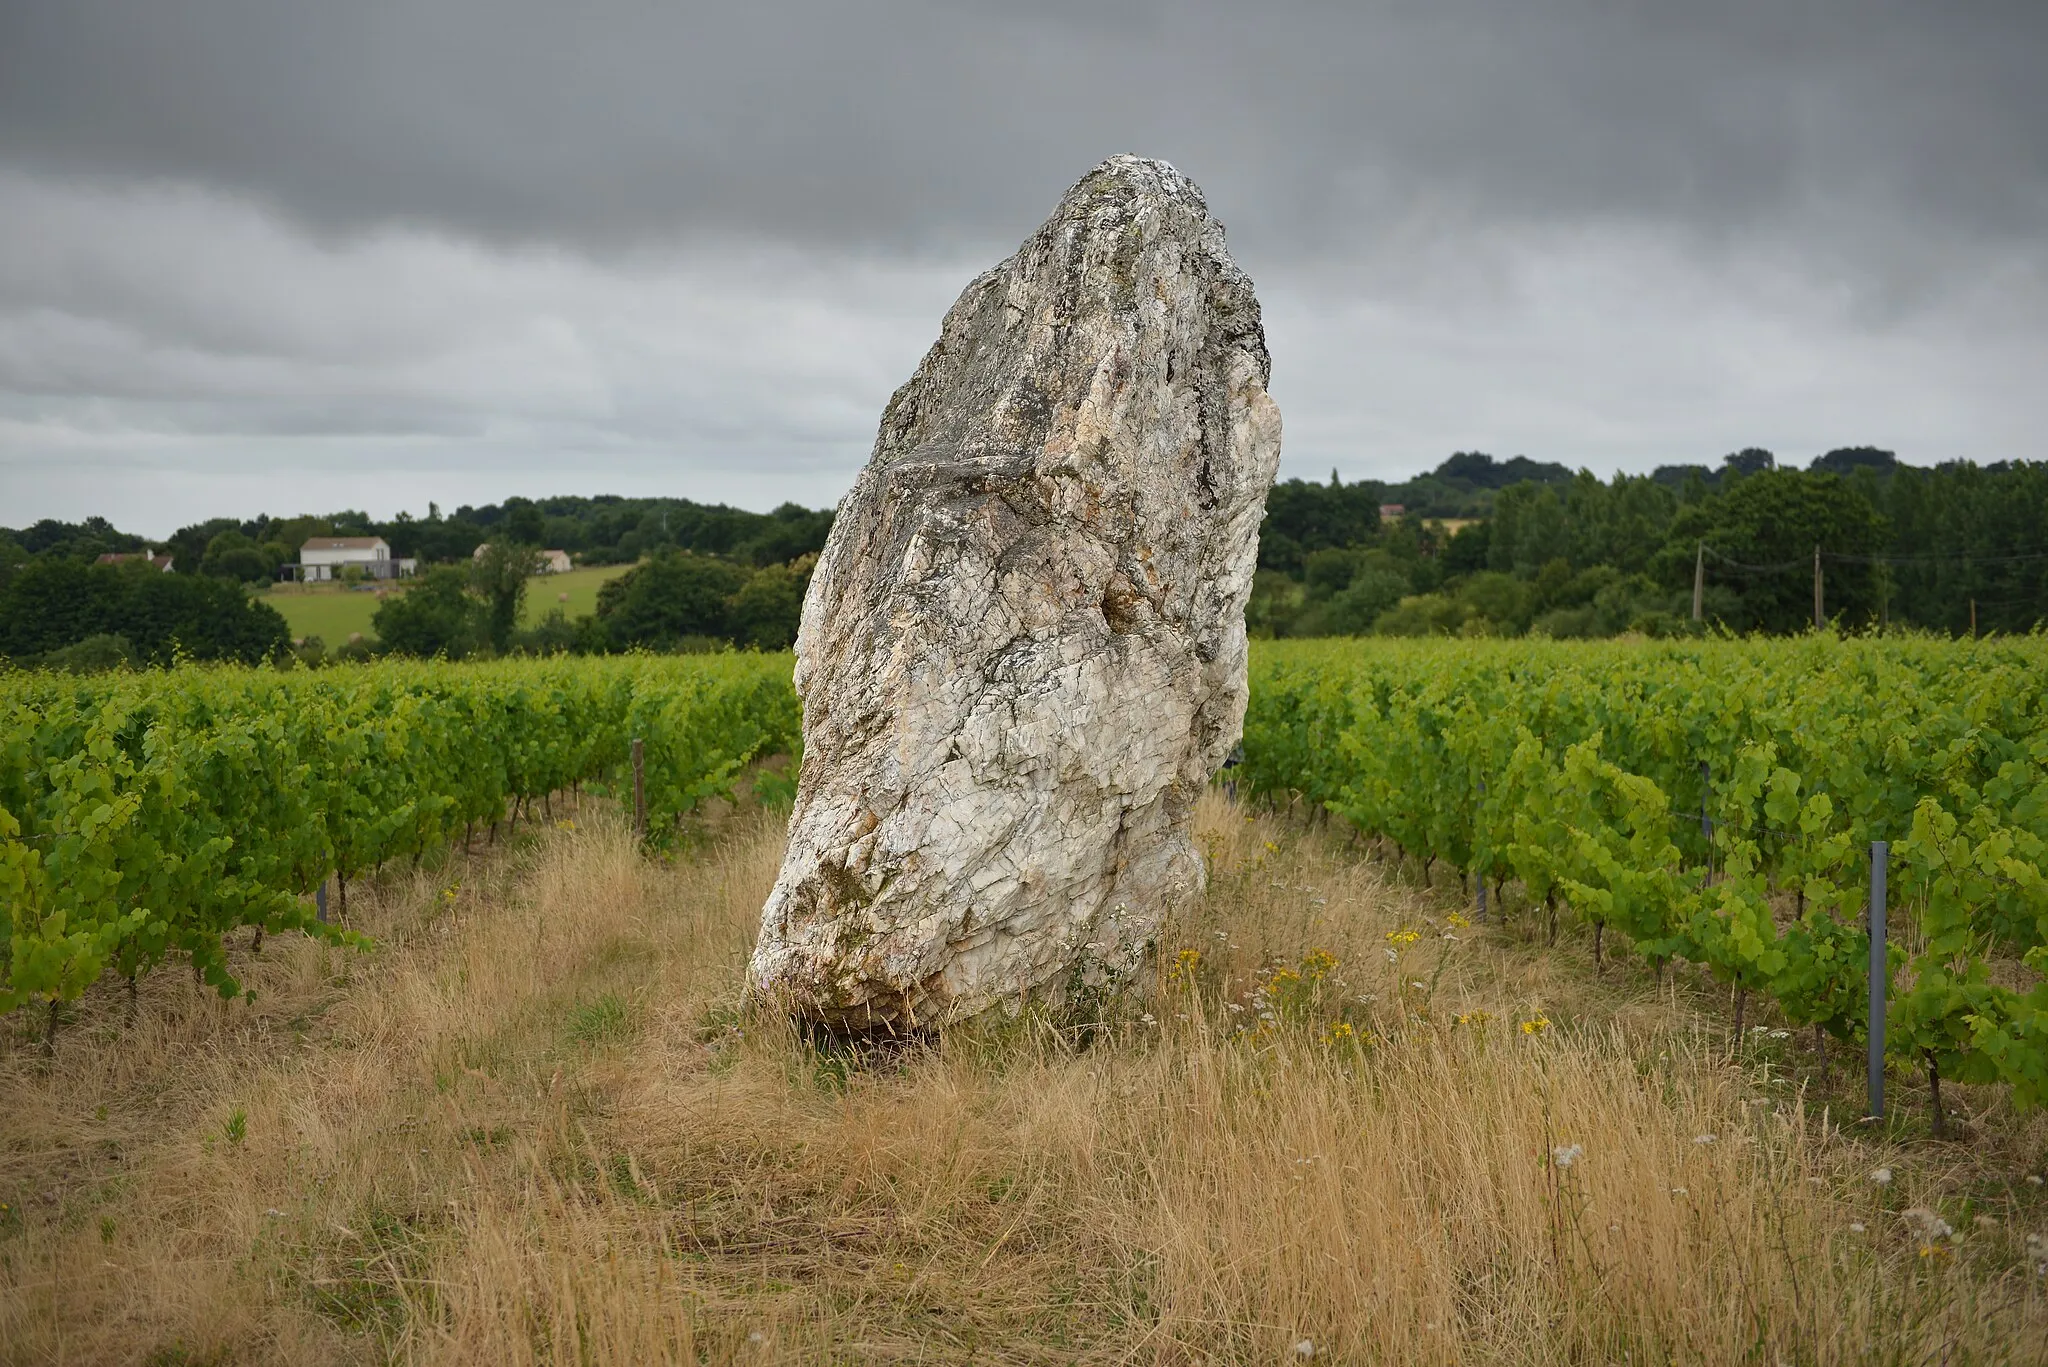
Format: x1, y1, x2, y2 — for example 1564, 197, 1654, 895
260, 563, 634, 644
520, 562, 633, 625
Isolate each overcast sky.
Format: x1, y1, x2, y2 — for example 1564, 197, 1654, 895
2, 1, 2044, 537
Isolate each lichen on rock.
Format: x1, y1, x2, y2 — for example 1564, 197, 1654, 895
749, 155, 1282, 1030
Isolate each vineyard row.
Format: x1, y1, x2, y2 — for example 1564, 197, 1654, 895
1240, 635, 2048, 1120
0, 654, 800, 1027
8, 636, 2047, 1120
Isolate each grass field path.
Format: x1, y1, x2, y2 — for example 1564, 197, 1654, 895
5, 796, 2045, 1363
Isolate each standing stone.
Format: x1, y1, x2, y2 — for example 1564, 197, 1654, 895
750, 155, 1282, 1030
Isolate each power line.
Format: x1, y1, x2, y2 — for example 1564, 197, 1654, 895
1700, 546, 1809, 574
1823, 548, 2048, 567
1702, 544, 2048, 572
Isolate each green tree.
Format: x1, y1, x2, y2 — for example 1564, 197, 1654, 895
596, 551, 750, 648
1293, 561, 1409, 636
0, 560, 114, 653
0, 532, 30, 590
199, 529, 276, 583
1256, 477, 1384, 574
470, 542, 541, 653
1454, 571, 1537, 635
40, 633, 136, 671
165, 517, 243, 574
1441, 522, 1492, 575
735, 504, 836, 567
1659, 470, 1888, 632
0, 559, 286, 664
1372, 594, 1474, 637
372, 567, 481, 658
729, 563, 807, 649
501, 497, 546, 545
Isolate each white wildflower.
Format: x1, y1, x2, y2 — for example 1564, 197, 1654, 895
1901, 1206, 1954, 1241
1293, 1341, 1316, 1359
1553, 1143, 1584, 1169
1870, 1167, 1893, 1186
1694, 1133, 1718, 1145
2030, 1175, 2044, 1187
1850, 1222, 1867, 1233
1670, 1186, 1688, 1196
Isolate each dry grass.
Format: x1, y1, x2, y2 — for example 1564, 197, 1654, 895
5, 794, 2048, 1364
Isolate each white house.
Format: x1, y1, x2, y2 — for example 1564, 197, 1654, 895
472, 545, 574, 574
296, 536, 417, 582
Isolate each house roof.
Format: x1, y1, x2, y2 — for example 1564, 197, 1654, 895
473, 544, 572, 559
301, 536, 388, 551
95, 552, 174, 569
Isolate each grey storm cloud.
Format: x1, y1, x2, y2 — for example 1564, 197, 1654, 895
7, 0, 2046, 254
1, 0, 2045, 533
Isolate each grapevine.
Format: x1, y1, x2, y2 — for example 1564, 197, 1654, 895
1242, 634, 2048, 1117
0, 653, 800, 1025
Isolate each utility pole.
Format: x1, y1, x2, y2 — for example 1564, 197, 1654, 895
1692, 541, 1704, 621
1813, 545, 1824, 632
1970, 597, 1977, 637
1868, 841, 1888, 1120
631, 738, 646, 839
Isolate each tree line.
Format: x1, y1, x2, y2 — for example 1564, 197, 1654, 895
362, 545, 813, 663
0, 495, 834, 589
1255, 448, 2048, 638
0, 497, 836, 668
7, 446, 2046, 666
